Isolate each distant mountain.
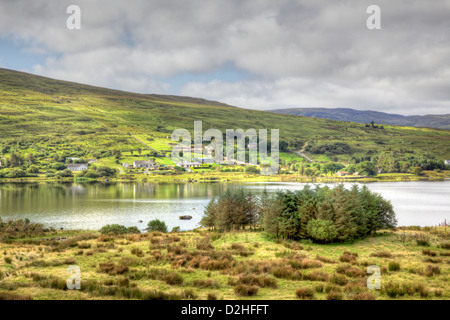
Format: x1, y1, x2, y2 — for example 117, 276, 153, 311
269, 108, 450, 130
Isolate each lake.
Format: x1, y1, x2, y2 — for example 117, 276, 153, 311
0, 181, 449, 231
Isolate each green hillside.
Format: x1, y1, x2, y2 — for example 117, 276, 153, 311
0, 68, 450, 178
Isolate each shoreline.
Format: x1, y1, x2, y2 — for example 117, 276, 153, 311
0, 170, 450, 184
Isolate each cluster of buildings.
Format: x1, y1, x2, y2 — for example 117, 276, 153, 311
62, 157, 450, 173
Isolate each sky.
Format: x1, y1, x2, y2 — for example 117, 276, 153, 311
0, 0, 449, 115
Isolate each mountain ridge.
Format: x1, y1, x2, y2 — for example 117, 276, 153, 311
269, 107, 450, 130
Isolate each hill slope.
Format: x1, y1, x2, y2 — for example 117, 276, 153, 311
270, 108, 450, 130
1, 68, 450, 165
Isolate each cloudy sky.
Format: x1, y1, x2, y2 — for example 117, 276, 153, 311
0, 0, 449, 115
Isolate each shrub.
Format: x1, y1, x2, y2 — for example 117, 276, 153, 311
4, 257, 12, 264
295, 287, 315, 300
0, 292, 33, 300
422, 249, 437, 256
434, 289, 443, 297
234, 284, 259, 297
439, 242, 450, 250
131, 247, 144, 257
425, 265, 440, 277
331, 274, 348, 286
388, 261, 401, 272
127, 226, 141, 234
352, 292, 377, 300
326, 291, 343, 300
163, 272, 184, 285
206, 293, 218, 300
100, 224, 128, 235
416, 239, 430, 247
418, 286, 429, 298
340, 251, 358, 263
315, 255, 336, 264
191, 279, 219, 289
97, 262, 129, 275
238, 274, 278, 288
147, 220, 168, 233
370, 251, 393, 258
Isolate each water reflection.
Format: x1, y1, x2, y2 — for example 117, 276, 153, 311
0, 181, 448, 231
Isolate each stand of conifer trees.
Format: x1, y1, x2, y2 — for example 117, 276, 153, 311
201, 185, 397, 243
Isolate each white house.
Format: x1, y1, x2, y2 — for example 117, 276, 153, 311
134, 160, 153, 168
176, 161, 200, 168
122, 162, 130, 168
67, 163, 88, 171
444, 160, 450, 167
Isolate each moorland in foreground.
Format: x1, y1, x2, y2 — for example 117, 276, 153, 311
0, 226, 448, 300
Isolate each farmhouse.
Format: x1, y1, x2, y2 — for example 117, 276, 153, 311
67, 163, 88, 171
336, 171, 349, 177
134, 160, 153, 168
176, 161, 200, 168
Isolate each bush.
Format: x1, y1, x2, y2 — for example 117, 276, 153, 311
163, 272, 184, 286
237, 274, 278, 288
326, 291, 343, 300
234, 284, 259, 297
352, 292, 377, 300
147, 220, 168, 233
425, 265, 440, 277
295, 287, 315, 300
422, 249, 437, 256
416, 239, 430, 247
127, 226, 141, 234
370, 251, 393, 258
0, 218, 45, 240
97, 262, 129, 275
99, 224, 128, 235
388, 261, 401, 272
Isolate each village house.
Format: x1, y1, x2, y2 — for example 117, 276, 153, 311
133, 160, 153, 168
176, 161, 200, 168
336, 171, 349, 177
122, 162, 130, 168
445, 160, 450, 167
67, 163, 88, 171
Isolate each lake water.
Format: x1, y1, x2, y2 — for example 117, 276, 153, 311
0, 181, 449, 231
